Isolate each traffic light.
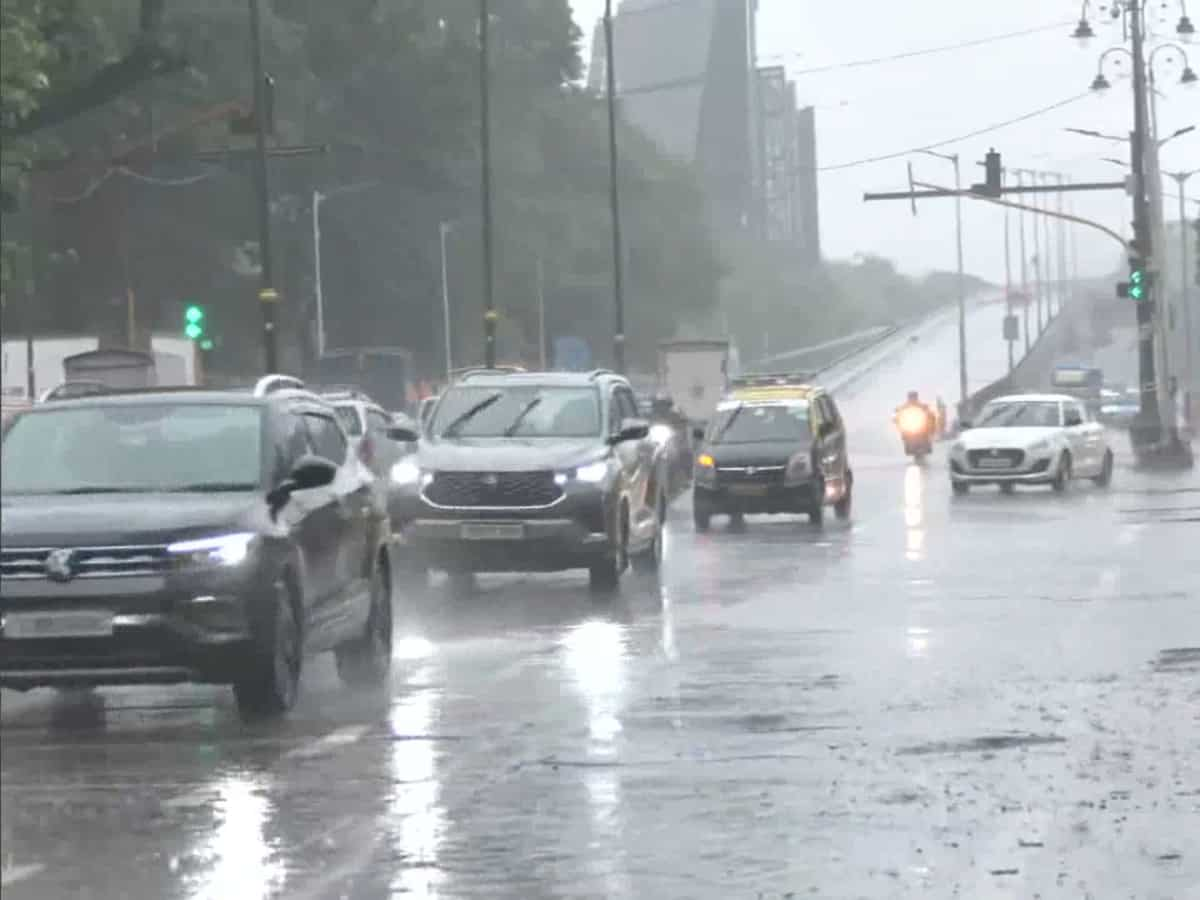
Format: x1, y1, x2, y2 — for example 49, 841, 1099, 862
1116, 264, 1149, 301
183, 303, 206, 340
983, 148, 1002, 197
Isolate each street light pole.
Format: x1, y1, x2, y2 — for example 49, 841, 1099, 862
1040, 172, 1055, 321
247, 0, 278, 373
440, 221, 454, 379
1167, 170, 1196, 423
918, 149, 968, 405
313, 190, 325, 358
603, 0, 627, 373
1003, 168, 1015, 373
479, 0, 497, 368
1055, 173, 1069, 315
1028, 171, 1044, 336
1017, 169, 1031, 353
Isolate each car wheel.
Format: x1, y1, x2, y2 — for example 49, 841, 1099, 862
1092, 450, 1114, 488
335, 557, 393, 689
834, 472, 853, 521
951, 480, 969, 496
1052, 453, 1072, 493
999, 482, 1016, 495
234, 580, 302, 719
693, 495, 712, 532
632, 496, 665, 575
728, 511, 746, 531
590, 510, 627, 594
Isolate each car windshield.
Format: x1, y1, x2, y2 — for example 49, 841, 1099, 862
976, 400, 1062, 428
432, 385, 601, 438
333, 404, 364, 436
1, 403, 262, 494
711, 402, 809, 443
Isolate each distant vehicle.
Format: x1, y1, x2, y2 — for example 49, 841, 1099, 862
657, 339, 730, 429
0, 380, 401, 718
1050, 365, 1104, 414
389, 369, 665, 594
320, 387, 407, 480
312, 347, 412, 413
692, 373, 853, 529
39, 380, 112, 403
1098, 386, 1139, 427
949, 393, 1113, 494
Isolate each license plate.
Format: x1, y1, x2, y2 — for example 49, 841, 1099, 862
4, 610, 114, 639
977, 458, 1012, 469
728, 484, 768, 497
460, 523, 525, 540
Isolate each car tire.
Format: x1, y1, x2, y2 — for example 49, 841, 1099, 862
1092, 450, 1114, 488
335, 557, 393, 689
234, 580, 302, 720
632, 495, 665, 575
999, 482, 1016, 495
1052, 453, 1072, 493
590, 510, 627, 594
693, 496, 712, 532
728, 511, 746, 531
834, 472, 853, 521
951, 480, 969, 496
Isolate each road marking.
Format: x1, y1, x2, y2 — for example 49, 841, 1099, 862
285, 725, 370, 761
1, 862, 46, 887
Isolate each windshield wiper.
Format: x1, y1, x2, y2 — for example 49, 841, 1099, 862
502, 395, 543, 437
164, 482, 258, 493
441, 391, 503, 438
712, 404, 744, 443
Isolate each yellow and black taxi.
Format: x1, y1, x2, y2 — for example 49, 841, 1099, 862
691, 374, 853, 529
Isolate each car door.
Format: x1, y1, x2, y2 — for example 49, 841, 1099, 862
302, 409, 371, 645
366, 407, 401, 478
1069, 401, 1103, 475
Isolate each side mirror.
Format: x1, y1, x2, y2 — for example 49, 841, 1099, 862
611, 417, 650, 444
692, 426, 706, 443
267, 454, 336, 514
818, 422, 835, 439
387, 425, 419, 443
1064, 411, 1083, 427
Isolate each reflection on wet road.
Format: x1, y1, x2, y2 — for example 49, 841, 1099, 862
3, 311, 1197, 899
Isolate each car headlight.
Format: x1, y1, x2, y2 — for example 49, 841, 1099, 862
573, 460, 609, 483
1028, 439, 1052, 454
648, 424, 674, 446
950, 441, 966, 455
784, 452, 809, 483
390, 459, 425, 486
168, 532, 256, 568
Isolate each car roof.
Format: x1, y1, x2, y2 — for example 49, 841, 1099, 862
453, 369, 624, 389
22, 385, 334, 412
989, 393, 1079, 404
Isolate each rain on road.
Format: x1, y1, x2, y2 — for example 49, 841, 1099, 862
3, 304, 1197, 899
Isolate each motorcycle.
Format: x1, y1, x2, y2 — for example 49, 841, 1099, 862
896, 405, 935, 461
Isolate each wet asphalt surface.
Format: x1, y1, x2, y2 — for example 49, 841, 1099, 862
3, 307, 1198, 900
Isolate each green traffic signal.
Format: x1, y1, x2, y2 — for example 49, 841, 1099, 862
1129, 269, 1145, 301
183, 303, 206, 340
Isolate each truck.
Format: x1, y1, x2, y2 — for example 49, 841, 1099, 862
657, 339, 731, 428
310, 347, 413, 413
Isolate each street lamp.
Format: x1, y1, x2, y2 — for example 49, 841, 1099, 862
1166, 169, 1197, 424
603, 0, 627, 373
1072, 1, 1097, 46
440, 221, 455, 379
312, 181, 379, 359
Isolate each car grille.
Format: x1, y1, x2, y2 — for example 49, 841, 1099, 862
422, 471, 563, 508
0, 545, 172, 581
966, 448, 1025, 469
716, 465, 786, 486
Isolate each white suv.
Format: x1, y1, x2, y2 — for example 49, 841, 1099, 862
321, 389, 407, 480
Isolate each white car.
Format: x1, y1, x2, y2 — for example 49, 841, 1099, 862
949, 393, 1114, 494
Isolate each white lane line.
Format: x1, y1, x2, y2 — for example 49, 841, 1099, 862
284, 725, 370, 761
1, 862, 46, 887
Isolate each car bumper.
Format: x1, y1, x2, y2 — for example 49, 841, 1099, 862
949, 457, 1054, 484
391, 487, 613, 573
694, 480, 818, 514
0, 572, 269, 690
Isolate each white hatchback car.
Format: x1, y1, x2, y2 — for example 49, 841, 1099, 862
949, 393, 1114, 494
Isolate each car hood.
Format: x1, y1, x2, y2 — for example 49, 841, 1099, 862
957, 426, 1061, 450
0, 491, 264, 548
707, 440, 809, 466
418, 438, 606, 473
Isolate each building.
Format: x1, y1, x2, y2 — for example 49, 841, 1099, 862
756, 66, 820, 263
590, 0, 761, 237
590, 2, 820, 261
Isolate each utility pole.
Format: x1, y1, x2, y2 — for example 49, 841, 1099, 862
247, 0, 278, 373
480, 0, 497, 368
1167, 170, 1195, 424
313, 190, 325, 358
1040, 172, 1055, 321
604, 0, 627, 373
917, 149, 968, 405
440, 221, 454, 379
536, 255, 547, 369
1055, 174, 1069, 316
1029, 172, 1044, 335
1128, 0, 1164, 449
1017, 170, 1031, 353
1003, 168, 1015, 373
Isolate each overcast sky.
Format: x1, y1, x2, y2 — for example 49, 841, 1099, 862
569, 0, 1199, 282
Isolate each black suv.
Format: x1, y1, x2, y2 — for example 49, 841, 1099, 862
390, 369, 666, 593
692, 374, 853, 529
0, 376, 398, 718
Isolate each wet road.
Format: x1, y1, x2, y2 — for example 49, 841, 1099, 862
3, 308, 1198, 899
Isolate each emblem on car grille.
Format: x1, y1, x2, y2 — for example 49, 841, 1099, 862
746, 467, 758, 476
44, 548, 77, 582
480, 473, 499, 487
988, 449, 1000, 456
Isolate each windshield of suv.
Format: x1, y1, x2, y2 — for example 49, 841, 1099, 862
976, 400, 1062, 428
431, 385, 601, 438
710, 402, 809, 444
1, 403, 262, 494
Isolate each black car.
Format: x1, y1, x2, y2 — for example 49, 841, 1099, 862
389, 369, 666, 593
0, 377, 398, 718
692, 375, 853, 529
